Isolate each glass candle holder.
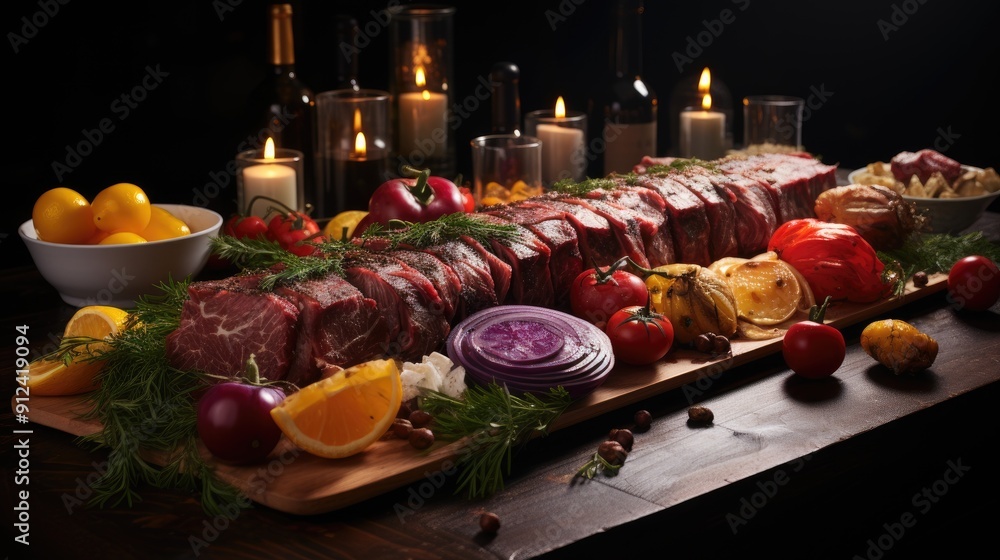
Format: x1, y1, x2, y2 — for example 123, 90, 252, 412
316, 89, 391, 218
470, 134, 542, 205
525, 106, 588, 186
236, 142, 304, 218
389, 5, 456, 178
742, 95, 804, 149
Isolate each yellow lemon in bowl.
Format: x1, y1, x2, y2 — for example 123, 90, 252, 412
32, 187, 96, 244
140, 206, 192, 241
92, 183, 152, 233
323, 210, 368, 240
99, 232, 148, 245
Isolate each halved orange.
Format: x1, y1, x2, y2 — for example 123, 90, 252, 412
270, 359, 402, 459
27, 305, 129, 395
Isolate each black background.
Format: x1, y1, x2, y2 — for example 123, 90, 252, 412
4, 0, 999, 269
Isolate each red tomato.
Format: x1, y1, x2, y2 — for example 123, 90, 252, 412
267, 211, 324, 256
947, 255, 1000, 312
224, 214, 269, 240
605, 305, 674, 366
459, 186, 476, 213
782, 297, 845, 379
570, 266, 648, 328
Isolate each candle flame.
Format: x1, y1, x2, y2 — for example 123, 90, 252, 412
555, 96, 566, 119
698, 67, 711, 94
354, 132, 367, 158
702, 93, 713, 111
415, 66, 427, 88
353, 108, 362, 133
264, 137, 275, 160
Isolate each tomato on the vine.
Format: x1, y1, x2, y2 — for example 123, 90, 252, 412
947, 255, 1000, 312
782, 296, 845, 379
570, 261, 648, 328
606, 305, 675, 366
267, 211, 324, 257
224, 214, 269, 240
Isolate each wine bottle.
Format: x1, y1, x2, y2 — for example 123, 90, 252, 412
245, 3, 316, 214
601, 0, 657, 176
490, 62, 521, 135
333, 15, 361, 91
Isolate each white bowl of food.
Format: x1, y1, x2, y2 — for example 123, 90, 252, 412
849, 161, 1000, 234
19, 204, 223, 308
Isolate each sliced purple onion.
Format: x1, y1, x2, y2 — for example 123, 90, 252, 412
447, 305, 615, 399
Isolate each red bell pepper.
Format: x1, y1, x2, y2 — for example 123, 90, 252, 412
353, 166, 467, 237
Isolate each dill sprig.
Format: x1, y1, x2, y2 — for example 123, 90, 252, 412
551, 177, 622, 196
419, 384, 572, 498
360, 213, 519, 249
211, 235, 346, 290
644, 158, 719, 174
77, 279, 244, 516
879, 231, 1000, 294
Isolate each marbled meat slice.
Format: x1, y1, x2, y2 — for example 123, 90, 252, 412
165, 274, 299, 381
422, 238, 499, 320
486, 203, 583, 310
719, 155, 815, 222
519, 194, 624, 268
599, 184, 676, 267
668, 167, 739, 261
629, 174, 712, 266
460, 235, 512, 305
391, 249, 462, 322
703, 167, 779, 256
475, 213, 555, 307
275, 272, 388, 387
343, 252, 451, 361
561, 193, 651, 268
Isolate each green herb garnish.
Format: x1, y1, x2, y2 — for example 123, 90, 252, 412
64, 279, 244, 516
360, 212, 519, 249
419, 384, 572, 498
644, 158, 719, 174
551, 177, 623, 196
879, 231, 1000, 295
210, 235, 347, 290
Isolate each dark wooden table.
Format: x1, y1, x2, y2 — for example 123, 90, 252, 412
4, 210, 999, 560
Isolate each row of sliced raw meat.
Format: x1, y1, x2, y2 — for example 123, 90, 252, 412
164, 153, 838, 387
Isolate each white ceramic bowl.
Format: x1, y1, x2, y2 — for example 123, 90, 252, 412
19, 204, 223, 308
848, 166, 1000, 234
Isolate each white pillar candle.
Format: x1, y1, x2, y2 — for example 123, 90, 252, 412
397, 90, 447, 159
537, 123, 586, 185
243, 163, 297, 218
679, 110, 726, 160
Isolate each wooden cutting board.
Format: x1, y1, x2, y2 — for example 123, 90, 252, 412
17, 275, 948, 515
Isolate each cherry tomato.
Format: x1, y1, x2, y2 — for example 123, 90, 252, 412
197, 381, 285, 464
782, 297, 845, 379
947, 255, 1000, 311
267, 211, 324, 256
459, 186, 476, 213
224, 214, 269, 240
605, 305, 675, 366
570, 264, 648, 328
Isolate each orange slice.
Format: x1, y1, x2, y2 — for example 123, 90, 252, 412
27, 305, 129, 395
270, 359, 403, 459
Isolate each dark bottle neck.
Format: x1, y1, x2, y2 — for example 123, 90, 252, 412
611, 0, 645, 80
334, 15, 361, 90
490, 62, 521, 134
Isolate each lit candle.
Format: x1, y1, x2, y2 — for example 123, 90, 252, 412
242, 137, 297, 217
397, 65, 447, 159
335, 111, 388, 211
535, 96, 587, 185
679, 68, 726, 160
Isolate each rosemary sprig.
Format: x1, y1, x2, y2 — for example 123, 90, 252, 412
76, 279, 244, 516
575, 452, 623, 479
878, 231, 1000, 294
419, 384, 572, 498
211, 235, 346, 290
360, 212, 519, 249
551, 177, 622, 196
